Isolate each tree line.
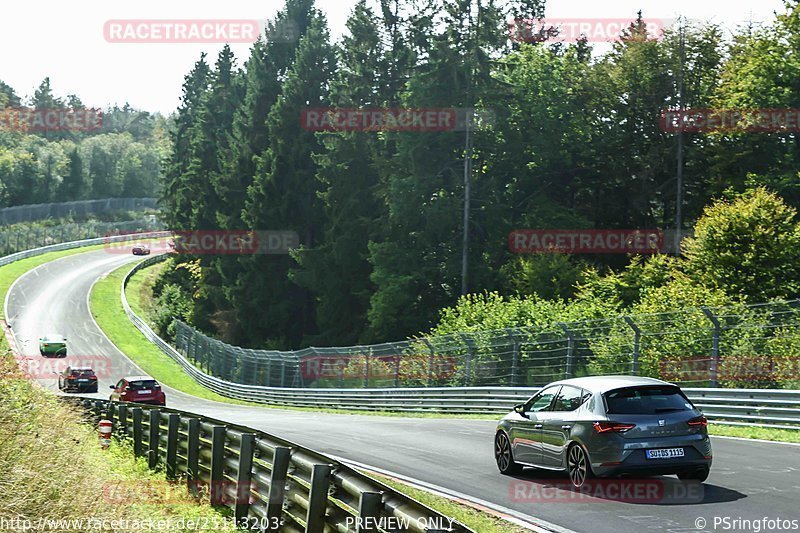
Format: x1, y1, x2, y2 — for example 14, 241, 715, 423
0, 78, 168, 207
158, 0, 800, 350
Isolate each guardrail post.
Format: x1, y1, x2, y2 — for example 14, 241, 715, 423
117, 404, 128, 437
266, 446, 291, 522
165, 414, 180, 479
459, 334, 474, 386
235, 434, 257, 523
131, 408, 143, 457
305, 464, 332, 533
187, 418, 200, 495
623, 316, 641, 375
506, 328, 520, 386
557, 323, 575, 379
356, 492, 383, 533
148, 409, 160, 469
701, 307, 721, 387
210, 425, 227, 505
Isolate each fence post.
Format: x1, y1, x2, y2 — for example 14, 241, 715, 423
165, 414, 181, 479
623, 316, 641, 375
235, 434, 257, 523
361, 347, 370, 388
132, 408, 143, 457
187, 418, 200, 496
148, 409, 160, 469
305, 464, 332, 533
266, 446, 291, 523
210, 426, 227, 505
459, 334, 474, 386
392, 343, 401, 387
423, 339, 435, 387
506, 328, 520, 386
357, 492, 383, 533
557, 323, 575, 379
701, 307, 720, 387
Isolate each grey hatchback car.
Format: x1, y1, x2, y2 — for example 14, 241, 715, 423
495, 376, 712, 488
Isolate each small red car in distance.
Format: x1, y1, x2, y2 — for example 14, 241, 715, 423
132, 244, 151, 255
110, 376, 166, 406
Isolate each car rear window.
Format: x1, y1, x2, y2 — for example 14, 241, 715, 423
604, 386, 693, 415
129, 380, 159, 390
72, 369, 95, 378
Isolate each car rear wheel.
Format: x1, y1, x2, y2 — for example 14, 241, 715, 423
495, 432, 522, 475
678, 466, 710, 482
567, 443, 593, 489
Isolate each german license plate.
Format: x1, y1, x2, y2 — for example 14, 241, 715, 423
138, 390, 151, 394
646, 448, 684, 459
78, 379, 88, 382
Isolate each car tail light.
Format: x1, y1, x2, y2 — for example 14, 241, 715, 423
688, 415, 708, 427
593, 421, 636, 433
90, 376, 97, 380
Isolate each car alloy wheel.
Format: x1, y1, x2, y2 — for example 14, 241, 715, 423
568, 444, 589, 488
494, 432, 521, 474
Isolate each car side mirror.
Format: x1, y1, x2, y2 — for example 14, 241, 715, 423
513, 403, 529, 418
109, 385, 115, 389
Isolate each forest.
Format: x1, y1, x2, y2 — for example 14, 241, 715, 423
154, 0, 800, 350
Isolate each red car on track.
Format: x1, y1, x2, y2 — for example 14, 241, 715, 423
109, 376, 166, 406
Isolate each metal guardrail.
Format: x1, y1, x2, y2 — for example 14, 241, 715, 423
67, 397, 471, 533
121, 258, 800, 429
0, 231, 171, 269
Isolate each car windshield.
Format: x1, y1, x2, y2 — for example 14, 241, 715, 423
604, 386, 693, 415
128, 380, 159, 390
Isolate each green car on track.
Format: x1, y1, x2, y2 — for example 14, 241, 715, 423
39, 334, 67, 357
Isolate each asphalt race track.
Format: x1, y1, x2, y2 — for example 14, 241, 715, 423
6, 249, 800, 533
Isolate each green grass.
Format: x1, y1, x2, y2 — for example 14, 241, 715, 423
91, 261, 254, 405
363, 470, 528, 533
0, 244, 107, 319
0, 335, 236, 531
708, 423, 800, 443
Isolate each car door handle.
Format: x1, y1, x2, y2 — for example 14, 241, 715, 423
534, 424, 543, 429
562, 425, 572, 430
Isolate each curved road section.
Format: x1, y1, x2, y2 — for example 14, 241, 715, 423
6, 249, 800, 533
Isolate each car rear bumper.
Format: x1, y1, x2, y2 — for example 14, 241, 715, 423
589, 434, 712, 477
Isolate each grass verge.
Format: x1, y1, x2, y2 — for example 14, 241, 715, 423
90, 261, 254, 405
363, 470, 529, 533
0, 334, 236, 531
708, 423, 800, 443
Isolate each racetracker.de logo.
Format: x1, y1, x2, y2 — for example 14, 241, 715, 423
661, 108, 800, 133
104, 20, 261, 44
12, 354, 113, 379
509, 229, 664, 254
509, 479, 703, 504
302, 108, 459, 132
0, 107, 103, 132
509, 18, 667, 43
103, 230, 299, 255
